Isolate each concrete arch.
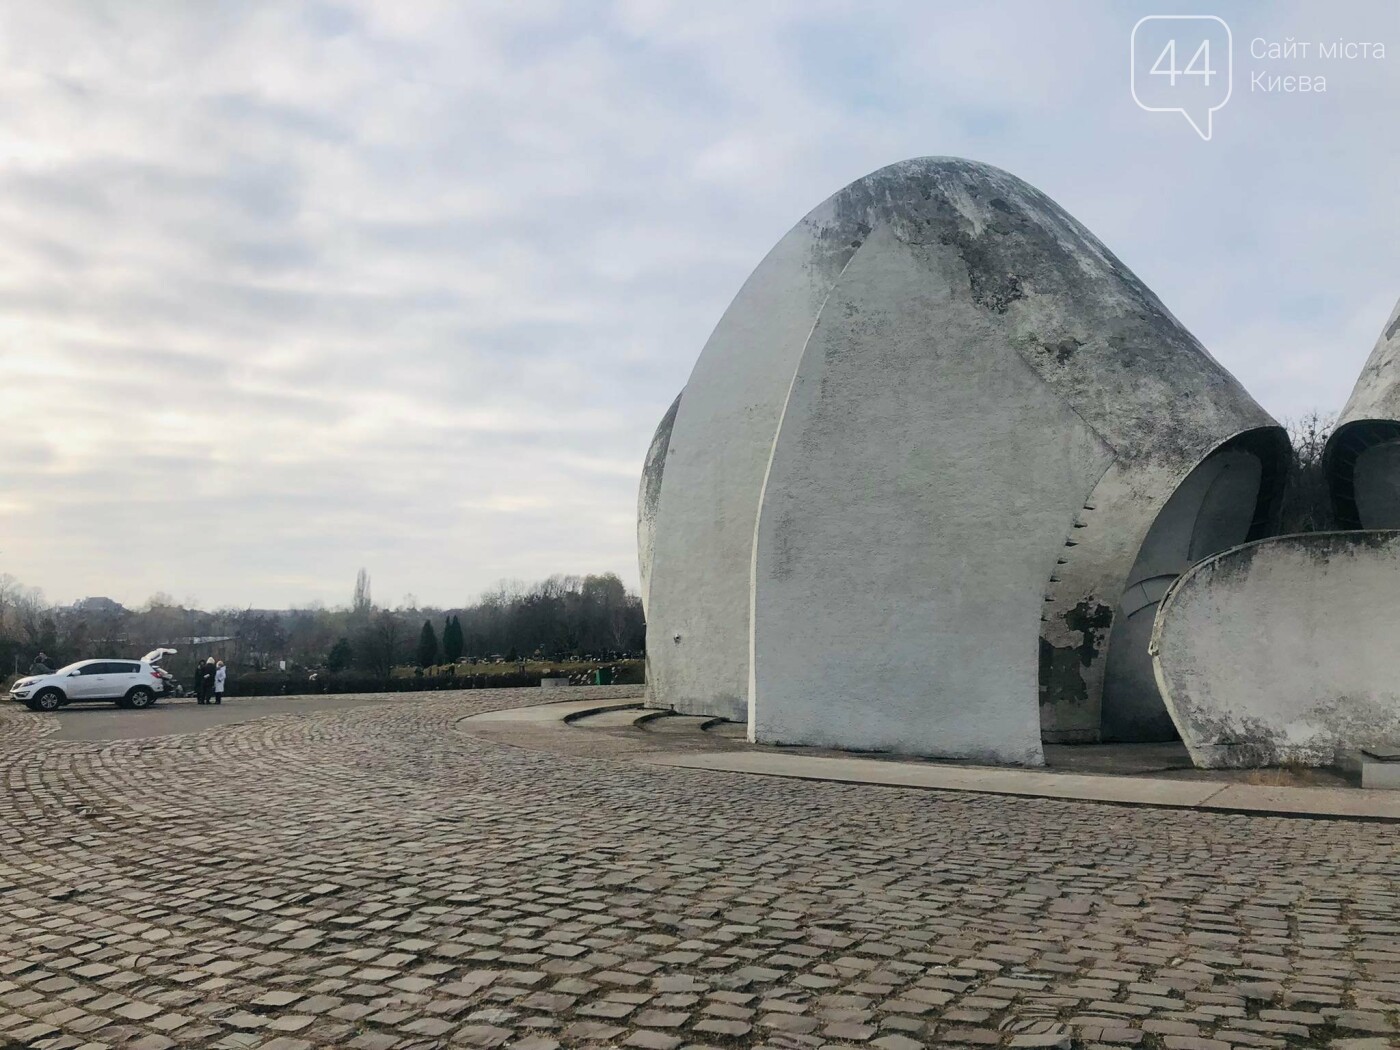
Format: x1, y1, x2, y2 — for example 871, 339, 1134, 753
1097, 430, 1287, 742
1326, 298, 1400, 528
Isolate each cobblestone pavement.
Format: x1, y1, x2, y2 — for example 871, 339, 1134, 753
0, 689, 1396, 1050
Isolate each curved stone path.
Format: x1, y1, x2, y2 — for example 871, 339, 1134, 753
0, 688, 1395, 1050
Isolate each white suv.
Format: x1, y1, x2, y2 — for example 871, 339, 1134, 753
9, 650, 171, 712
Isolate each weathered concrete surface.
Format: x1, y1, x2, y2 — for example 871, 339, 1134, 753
1152, 530, 1400, 768
1326, 297, 1400, 528
641, 196, 863, 721
643, 157, 1284, 751
746, 159, 1282, 755
750, 223, 1112, 764
1099, 443, 1267, 742
1340, 750, 1400, 790
637, 390, 681, 618
644, 751, 1400, 820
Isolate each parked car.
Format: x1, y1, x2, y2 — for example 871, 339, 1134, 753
8, 648, 176, 712
144, 647, 182, 697
152, 666, 184, 698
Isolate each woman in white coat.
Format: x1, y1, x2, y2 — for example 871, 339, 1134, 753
213, 660, 227, 705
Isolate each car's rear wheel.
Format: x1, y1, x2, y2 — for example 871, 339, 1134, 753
31, 689, 63, 712
126, 687, 155, 710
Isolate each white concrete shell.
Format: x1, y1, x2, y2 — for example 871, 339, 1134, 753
748, 223, 1111, 764
641, 192, 867, 720
1152, 531, 1400, 768
641, 157, 1285, 757
637, 392, 681, 619
1326, 297, 1400, 528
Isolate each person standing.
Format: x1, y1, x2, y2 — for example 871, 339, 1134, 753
213, 660, 226, 704
28, 652, 53, 676
197, 657, 216, 704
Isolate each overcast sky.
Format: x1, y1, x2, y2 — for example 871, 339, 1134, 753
0, 0, 1396, 609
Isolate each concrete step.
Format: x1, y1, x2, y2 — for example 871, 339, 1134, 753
644, 713, 714, 734
567, 705, 648, 729
704, 720, 746, 739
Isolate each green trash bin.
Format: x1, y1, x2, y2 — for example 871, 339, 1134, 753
592, 667, 614, 685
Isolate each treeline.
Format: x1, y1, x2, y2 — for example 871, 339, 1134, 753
0, 572, 645, 683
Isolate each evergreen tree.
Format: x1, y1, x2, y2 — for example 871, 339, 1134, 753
326, 637, 352, 672
416, 619, 439, 669
442, 614, 464, 663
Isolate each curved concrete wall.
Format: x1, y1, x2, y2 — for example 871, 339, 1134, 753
1326, 297, 1400, 528
750, 224, 1112, 764
637, 391, 681, 619
642, 156, 1283, 757
1098, 439, 1274, 742
1152, 531, 1400, 768
642, 195, 864, 720
1354, 441, 1400, 526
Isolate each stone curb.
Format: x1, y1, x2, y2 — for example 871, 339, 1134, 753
644, 751, 1400, 822
463, 698, 1400, 822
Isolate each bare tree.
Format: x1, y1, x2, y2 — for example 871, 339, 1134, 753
0, 575, 19, 623
13, 587, 52, 651
356, 610, 402, 679
1280, 411, 1337, 534
80, 603, 130, 655
231, 609, 287, 670
0, 569, 645, 684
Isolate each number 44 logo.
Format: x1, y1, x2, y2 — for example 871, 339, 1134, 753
1130, 16, 1234, 141
1150, 38, 1217, 86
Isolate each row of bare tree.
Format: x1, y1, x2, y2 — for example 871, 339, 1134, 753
0, 571, 645, 683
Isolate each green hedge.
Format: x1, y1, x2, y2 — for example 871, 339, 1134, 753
226, 661, 642, 697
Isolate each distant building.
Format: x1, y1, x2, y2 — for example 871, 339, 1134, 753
73, 596, 126, 613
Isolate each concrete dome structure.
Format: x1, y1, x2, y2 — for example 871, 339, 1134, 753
640, 158, 1287, 764
1325, 297, 1400, 528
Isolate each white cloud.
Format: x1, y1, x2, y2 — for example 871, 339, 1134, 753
0, 0, 1395, 606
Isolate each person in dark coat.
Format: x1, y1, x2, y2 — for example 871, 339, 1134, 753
28, 653, 53, 676
197, 657, 216, 704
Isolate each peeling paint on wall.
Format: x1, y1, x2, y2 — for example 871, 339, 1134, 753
1039, 599, 1113, 710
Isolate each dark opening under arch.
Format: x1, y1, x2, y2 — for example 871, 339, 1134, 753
1098, 428, 1289, 742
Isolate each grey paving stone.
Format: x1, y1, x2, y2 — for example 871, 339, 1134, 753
0, 687, 1392, 1050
